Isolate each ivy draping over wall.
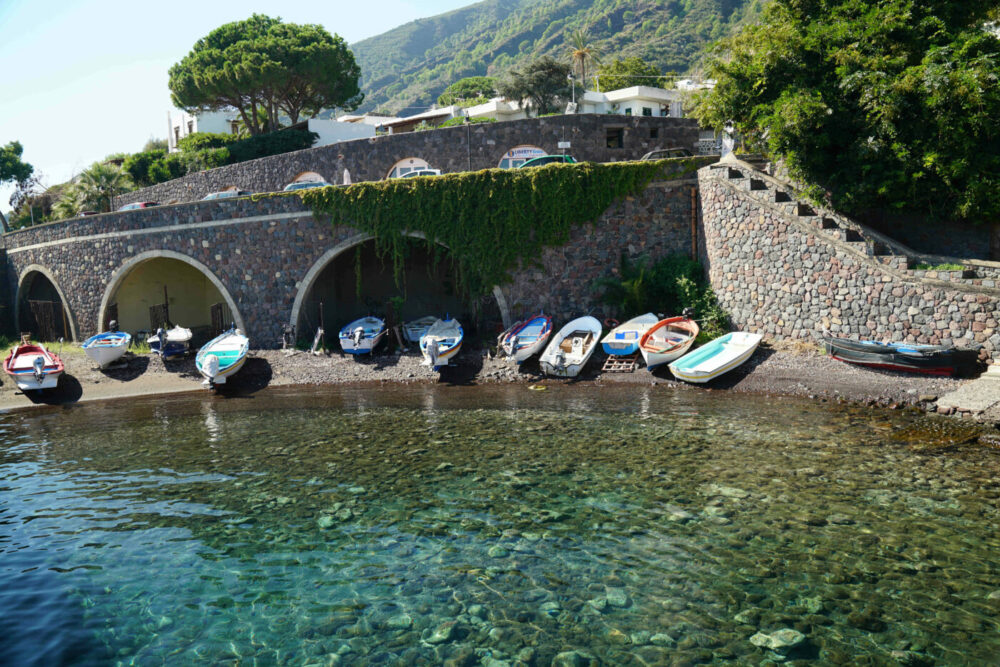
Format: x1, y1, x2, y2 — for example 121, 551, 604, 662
299, 159, 702, 298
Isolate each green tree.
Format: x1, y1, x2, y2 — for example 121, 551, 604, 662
78, 163, 132, 213
496, 56, 571, 116
437, 76, 497, 106
51, 185, 87, 221
693, 0, 1000, 228
595, 56, 665, 91
168, 14, 362, 136
567, 29, 601, 89
1, 141, 33, 185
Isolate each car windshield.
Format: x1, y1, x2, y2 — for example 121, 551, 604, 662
284, 182, 328, 191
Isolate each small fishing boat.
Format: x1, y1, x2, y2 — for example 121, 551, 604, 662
822, 336, 958, 376
498, 313, 553, 364
149, 325, 192, 361
640, 316, 700, 371
196, 328, 250, 387
539, 316, 602, 378
339, 316, 387, 355
403, 315, 438, 345
669, 331, 762, 383
81, 325, 132, 369
3, 340, 64, 391
601, 313, 660, 356
420, 317, 463, 370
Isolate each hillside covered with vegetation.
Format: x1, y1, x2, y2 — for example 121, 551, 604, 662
351, 0, 764, 114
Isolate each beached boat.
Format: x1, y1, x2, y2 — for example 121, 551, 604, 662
669, 332, 762, 383
822, 336, 958, 376
81, 329, 132, 368
601, 313, 660, 356
539, 316, 602, 378
3, 341, 64, 391
420, 318, 463, 370
403, 315, 438, 345
639, 316, 700, 371
339, 316, 387, 355
196, 328, 250, 387
498, 313, 553, 364
149, 325, 192, 361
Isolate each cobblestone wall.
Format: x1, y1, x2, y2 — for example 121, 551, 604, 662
699, 164, 1000, 355
113, 115, 698, 208
3, 175, 696, 346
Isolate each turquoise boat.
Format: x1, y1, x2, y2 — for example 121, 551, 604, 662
196, 328, 250, 387
668, 332, 762, 383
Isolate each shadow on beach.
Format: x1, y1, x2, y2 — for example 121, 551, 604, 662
21, 374, 85, 406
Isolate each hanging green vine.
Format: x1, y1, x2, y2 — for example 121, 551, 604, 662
300, 159, 704, 299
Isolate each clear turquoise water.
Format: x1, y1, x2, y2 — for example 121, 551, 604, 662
1, 385, 999, 665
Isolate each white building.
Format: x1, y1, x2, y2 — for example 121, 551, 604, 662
465, 98, 529, 122
576, 86, 684, 118
167, 110, 374, 152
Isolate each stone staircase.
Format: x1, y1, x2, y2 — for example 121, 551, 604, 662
715, 162, 998, 290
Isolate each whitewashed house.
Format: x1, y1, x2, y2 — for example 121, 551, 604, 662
167, 110, 374, 152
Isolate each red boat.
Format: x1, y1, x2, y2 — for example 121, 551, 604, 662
3, 341, 65, 391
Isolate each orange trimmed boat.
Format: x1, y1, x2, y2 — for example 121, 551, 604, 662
4, 341, 65, 391
639, 316, 699, 371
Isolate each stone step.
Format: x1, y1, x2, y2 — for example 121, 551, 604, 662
818, 217, 837, 229
796, 203, 817, 217
774, 190, 792, 203
825, 227, 863, 243
726, 167, 744, 180
749, 178, 768, 191
876, 255, 911, 270
845, 240, 872, 256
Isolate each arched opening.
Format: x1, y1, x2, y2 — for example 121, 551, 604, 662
293, 237, 504, 344
498, 145, 546, 169
99, 252, 245, 345
16, 267, 77, 341
290, 171, 326, 184
386, 158, 433, 179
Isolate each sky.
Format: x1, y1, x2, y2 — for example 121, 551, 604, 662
0, 0, 477, 210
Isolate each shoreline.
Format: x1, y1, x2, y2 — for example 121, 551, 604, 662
0, 340, 975, 418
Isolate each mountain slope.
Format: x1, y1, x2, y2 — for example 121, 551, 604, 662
351, 0, 764, 114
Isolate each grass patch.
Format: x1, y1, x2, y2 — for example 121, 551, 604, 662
913, 262, 966, 271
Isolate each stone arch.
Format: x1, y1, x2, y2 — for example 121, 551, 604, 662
497, 145, 546, 169
290, 171, 326, 184
290, 233, 510, 335
98, 250, 246, 335
386, 157, 433, 179
15, 265, 79, 341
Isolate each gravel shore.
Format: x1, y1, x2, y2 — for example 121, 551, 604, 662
0, 339, 972, 415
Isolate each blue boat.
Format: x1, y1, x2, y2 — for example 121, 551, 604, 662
339, 316, 387, 355
498, 313, 552, 364
149, 325, 192, 361
669, 332, 762, 383
81, 330, 132, 368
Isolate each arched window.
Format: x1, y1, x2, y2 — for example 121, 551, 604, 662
498, 145, 546, 169
291, 171, 325, 183
386, 158, 432, 179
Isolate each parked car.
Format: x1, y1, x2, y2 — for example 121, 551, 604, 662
202, 190, 254, 200
118, 201, 158, 211
283, 181, 330, 192
517, 155, 578, 168
640, 147, 694, 160
399, 169, 442, 178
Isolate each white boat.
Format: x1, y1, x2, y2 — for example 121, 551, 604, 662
403, 315, 438, 344
81, 329, 132, 368
600, 313, 659, 356
149, 325, 192, 360
498, 313, 553, 364
639, 316, 699, 371
539, 316, 602, 378
668, 332, 762, 383
420, 318, 463, 370
339, 316, 387, 355
195, 328, 250, 387
3, 341, 64, 391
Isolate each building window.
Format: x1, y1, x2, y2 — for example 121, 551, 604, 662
231, 121, 239, 135
642, 107, 653, 117
624, 108, 632, 116
606, 128, 624, 149
174, 127, 180, 144
187, 120, 194, 134
650, 128, 659, 139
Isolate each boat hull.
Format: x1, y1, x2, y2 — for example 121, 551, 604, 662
640, 317, 699, 370
4, 344, 65, 392
339, 317, 387, 355
82, 332, 131, 368
420, 318, 464, 370
499, 315, 552, 364
601, 313, 659, 356
196, 330, 250, 386
539, 316, 602, 378
669, 332, 762, 383
823, 337, 956, 376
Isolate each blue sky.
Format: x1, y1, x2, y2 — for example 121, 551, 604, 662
0, 0, 476, 210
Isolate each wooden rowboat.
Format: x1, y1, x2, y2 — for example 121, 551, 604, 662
4, 341, 64, 391
498, 313, 552, 364
600, 313, 659, 356
822, 336, 958, 376
639, 316, 699, 371
81, 330, 132, 368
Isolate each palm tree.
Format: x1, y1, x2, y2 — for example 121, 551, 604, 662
567, 29, 602, 91
78, 163, 132, 212
51, 185, 86, 220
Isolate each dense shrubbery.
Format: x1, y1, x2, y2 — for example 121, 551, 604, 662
437, 116, 496, 128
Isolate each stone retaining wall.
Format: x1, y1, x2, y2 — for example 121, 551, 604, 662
4, 177, 696, 346
699, 164, 1000, 355
113, 115, 698, 208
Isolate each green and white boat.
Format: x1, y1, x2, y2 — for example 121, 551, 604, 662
196, 328, 250, 388
668, 332, 762, 383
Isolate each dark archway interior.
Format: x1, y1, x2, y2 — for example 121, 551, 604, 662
17, 272, 71, 341
297, 240, 501, 343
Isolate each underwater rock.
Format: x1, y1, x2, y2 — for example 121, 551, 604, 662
605, 587, 630, 608
551, 649, 597, 666
539, 601, 561, 617
487, 545, 509, 558
650, 633, 675, 647
750, 628, 806, 654
426, 621, 459, 644
847, 609, 887, 632
386, 614, 413, 630
702, 484, 750, 499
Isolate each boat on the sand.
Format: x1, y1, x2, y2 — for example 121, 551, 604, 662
669, 331, 762, 383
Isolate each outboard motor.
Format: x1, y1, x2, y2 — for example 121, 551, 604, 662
154, 327, 166, 355
203, 354, 221, 388
32, 355, 45, 384
352, 327, 364, 347
109, 319, 118, 332
425, 339, 440, 367
682, 307, 696, 319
